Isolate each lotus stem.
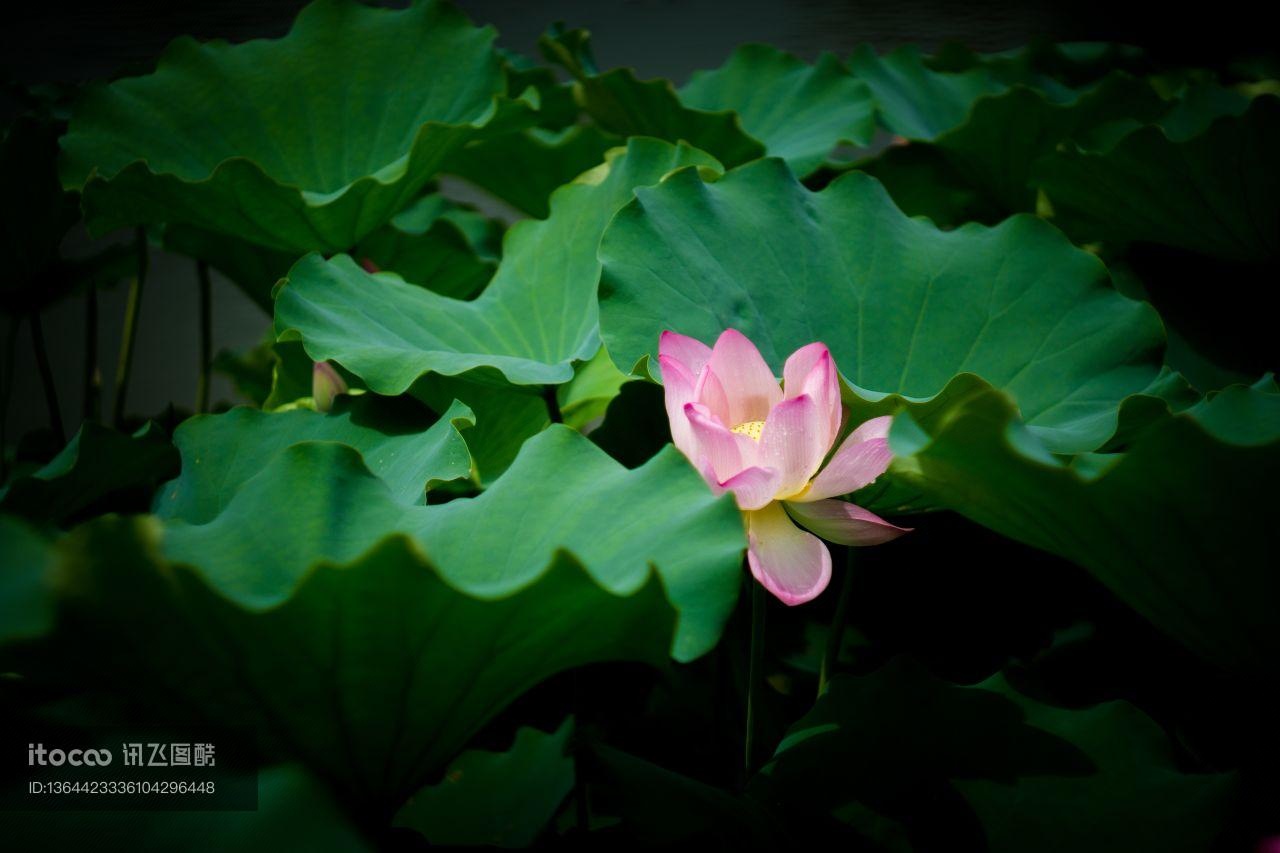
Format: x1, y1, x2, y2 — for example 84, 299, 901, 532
744, 578, 766, 778
196, 260, 213, 414
818, 548, 857, 698
29, 311, 65, 445
112, 227, 148, 428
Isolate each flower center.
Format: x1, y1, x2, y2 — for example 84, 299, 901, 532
730, 419, 765, 441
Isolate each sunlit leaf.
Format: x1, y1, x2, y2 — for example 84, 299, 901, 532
276, 138, 722, 390
679, 44, 875, 176
599, 160, 1163, 453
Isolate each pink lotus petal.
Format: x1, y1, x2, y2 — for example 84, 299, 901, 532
759, 394, 829, 499
796, 416, 895, 502
719, 466, 781, 511
659, 355, 700, 462
707, 329, 782, 426
694, 363, 731, 426
659, 330, 712, 377
746, 502, 833, 605
684, 402, 757, 483
847, 414, 892, 444
784, 498, 910, 546
783, 342, 840, 448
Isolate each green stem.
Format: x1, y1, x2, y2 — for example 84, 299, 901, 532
30, 311, 65, 445
112, 228, 148, 428
744, 579, 766, 778
195, 260, 213, 414
83, 282, 100, 422
0, 315, 19, 482
818, 548, 857, 698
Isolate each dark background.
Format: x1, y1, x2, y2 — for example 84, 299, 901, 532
1, 0, 1271, 440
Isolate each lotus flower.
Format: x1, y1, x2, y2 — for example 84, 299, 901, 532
660, 329, 908, 605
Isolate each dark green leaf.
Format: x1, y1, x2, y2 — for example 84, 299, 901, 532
153, 395, 475, 523
394, 718, 574, 847
0, 422, 177, 527
539, 25, 764, 168
60, 0, 529, 253
1033, 95, 1279, 263
445, 124, 620, 218
890, 377, 1280, 677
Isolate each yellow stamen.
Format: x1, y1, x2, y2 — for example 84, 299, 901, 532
731, 419, 765, 441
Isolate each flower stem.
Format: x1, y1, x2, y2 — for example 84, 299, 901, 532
195, 260, 213, 414
112, 228, 148, 428
818, 548, 857, 698
29, 311, 65, 445
744, 579, 767, 778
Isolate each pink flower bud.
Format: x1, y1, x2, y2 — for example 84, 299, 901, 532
312, 361, 348, 413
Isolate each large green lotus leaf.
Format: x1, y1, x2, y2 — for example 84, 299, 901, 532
394, 718, 574, 847
848, 45, 1016, 140
925, 41, 1150, 90
263, 339, 327, 410
891, 75, 1163, 217
1153, 81, 1253, 142
1032, 95, 1279, 264
598, 161, 1164, 453
44, 515, 677, 810
678, 45, 875, 177
153, 396, 475, 523
444, 124, 620, 218
844, 50, 1165, 224
761, 659, 1235, 851
0, 422, 178, 527
0, 516, 55, 644
539, 26, 764, 168
355, 194, 501, 299
413, 374, 549, 485
844, 142, 998, 226
275, 138, 723, 390
380, 192, 503, 260
501, 49, 582, 131
160, 427, 744, 660
556, 345, 633, 431
889, 377, 1280, 677
59, 0, 526, 253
